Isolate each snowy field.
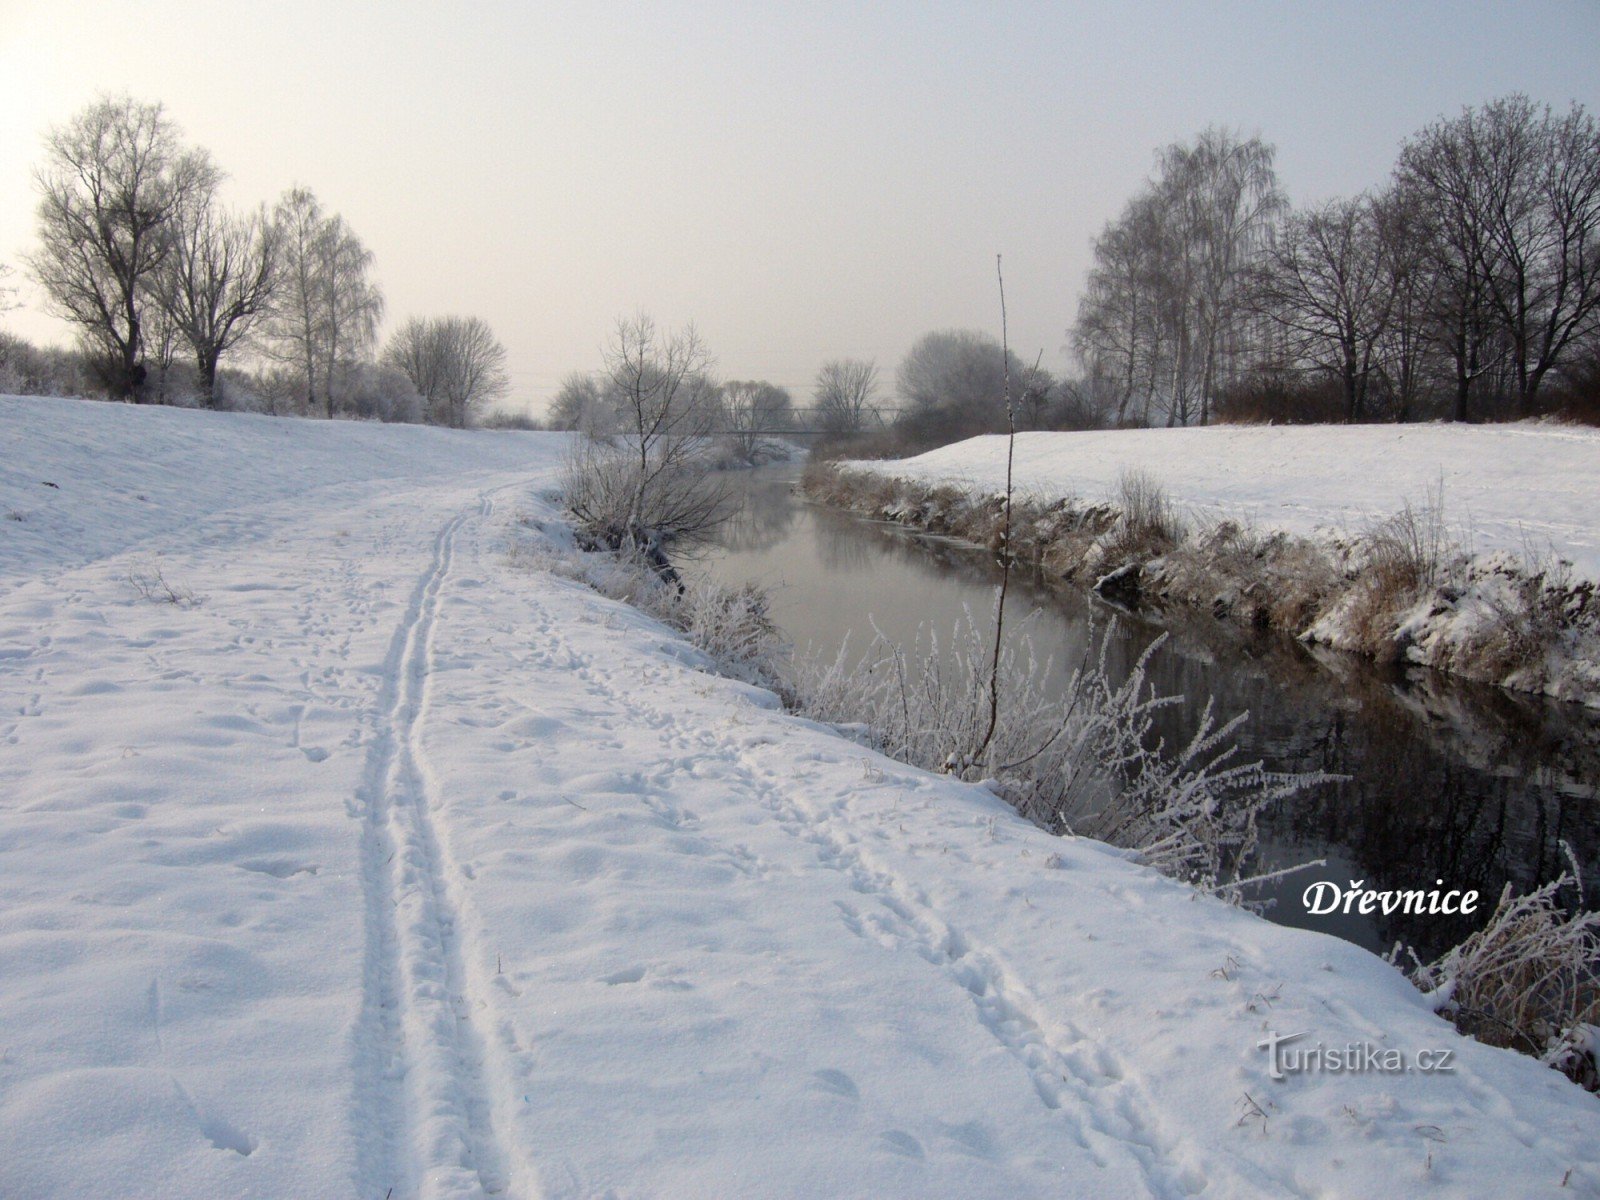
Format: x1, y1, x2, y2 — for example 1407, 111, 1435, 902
850, 423, 1600, 580
3, 395, 1598, 1199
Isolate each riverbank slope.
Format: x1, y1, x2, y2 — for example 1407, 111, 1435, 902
814, 422, 1600, 707
2, 396, 1596, 1197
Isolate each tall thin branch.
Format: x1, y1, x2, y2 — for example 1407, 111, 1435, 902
970, 253, 1016, 770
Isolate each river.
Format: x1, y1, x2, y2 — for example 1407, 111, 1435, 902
688, 465, 1600, 961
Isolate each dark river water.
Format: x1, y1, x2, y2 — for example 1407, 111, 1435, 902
689, 466, 1600, 961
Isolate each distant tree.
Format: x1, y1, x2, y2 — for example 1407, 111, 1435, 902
380, 315, 445, 414
895, 330, 1031, 443
1255, 194, 1396, 422
265, 187, 383, 417
382, 314, 509, 428
720, 379, 792, 461
0, 262, 16, 314
812, 358, 879, 434
155, 197, 278, 408
548, 370, 616, 434
28, 95, 219, 401
342, 361, 424, 423
1397, 96, 1600, 418
0, 331, 91, 398
436, 316, 510, 428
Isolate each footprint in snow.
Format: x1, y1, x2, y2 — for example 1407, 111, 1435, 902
238, 859, 319, 879
879, 1130, 925, 1160
601, 965, 646, 985
811, 1069, 859, 1100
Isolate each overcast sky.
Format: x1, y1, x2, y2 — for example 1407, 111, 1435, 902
3, 1, 1597, 416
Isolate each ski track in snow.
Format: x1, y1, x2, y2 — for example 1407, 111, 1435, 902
355, 490, 533, 1200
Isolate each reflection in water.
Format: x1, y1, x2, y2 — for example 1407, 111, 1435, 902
695, 467, 1600, 961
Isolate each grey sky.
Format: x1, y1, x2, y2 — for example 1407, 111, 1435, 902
3, 1, 1597, 416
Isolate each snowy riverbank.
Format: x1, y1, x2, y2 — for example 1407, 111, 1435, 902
3, 396, 1597, 1198
818, 423, 1600, 707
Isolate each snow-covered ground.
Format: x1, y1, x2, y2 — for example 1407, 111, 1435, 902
3, 395, 1597, 1199
850, 423, 1600, 580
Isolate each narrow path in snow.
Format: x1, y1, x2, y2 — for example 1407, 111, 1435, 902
547, 619, 1227, 1197
355, 493, 529, 1200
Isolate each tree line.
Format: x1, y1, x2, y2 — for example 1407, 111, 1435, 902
546, 339, 887, 450
4, 95, 509, 426
829, 94, 1599, 455
1074, 96, 1600, 427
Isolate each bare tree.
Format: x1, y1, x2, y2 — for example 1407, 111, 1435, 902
1170, 128, 1286, 425
155, 198, 278, 407
265, 188, 324, 414
381, 315, 447, 415
1074, 195, 1169, 426
1256, 194, 1396, 422
547, 370, 615, 434
437, 316, 509, 428
28, 95, 218, 401
1395, 97, 1600, 419
1070, 129, 1283, 427
563, 315, 729, 555
812, 358, 879, 433
315, 216, 383, 418
265, 187, 383, 417
382, 314, 508, 427
720, 379, 792, 460
1402, 98, 1600, 417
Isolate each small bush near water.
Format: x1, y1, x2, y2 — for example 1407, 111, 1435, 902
1405, 860, 1600, 1090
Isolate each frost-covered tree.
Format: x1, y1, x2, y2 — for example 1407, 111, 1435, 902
547, 370, 615, 434
382, 314, 509, 427
28, 95, 219, 401
1071, 128, 1283, 426
895, 330, 1034, 442
563, 314, 729, 553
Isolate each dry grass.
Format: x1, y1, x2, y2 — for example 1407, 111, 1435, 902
1409, 862, 1600, 1089
127, 560, 200, 607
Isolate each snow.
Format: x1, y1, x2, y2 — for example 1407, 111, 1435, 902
849, 422, 1600, 580
3, 395, 1598, 1198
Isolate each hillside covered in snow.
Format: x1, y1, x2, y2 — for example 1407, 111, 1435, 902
3, 396, 1598, 1199
847, 423, 1600, 578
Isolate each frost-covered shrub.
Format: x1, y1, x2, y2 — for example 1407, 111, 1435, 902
507, 522, 792, 697
1408, 860, 1600, 1090
562, 437, 733, 553
342, 362, 425, 424
798, 614, 1321, 900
